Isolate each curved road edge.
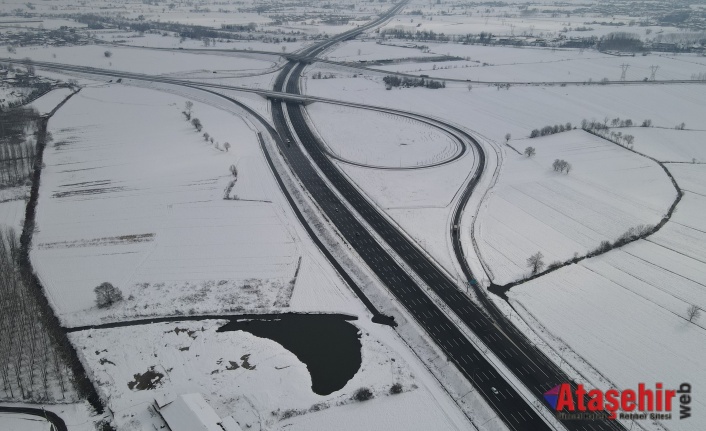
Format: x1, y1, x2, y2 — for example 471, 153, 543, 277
0, 406, 67, 431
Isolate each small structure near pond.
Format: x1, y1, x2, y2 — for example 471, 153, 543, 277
154, 392, 242, 431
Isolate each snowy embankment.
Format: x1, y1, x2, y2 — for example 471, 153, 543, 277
475, 130, 675, 285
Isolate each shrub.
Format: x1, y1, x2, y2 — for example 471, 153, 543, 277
390, 383, 403, 395
352, 387, 374, 402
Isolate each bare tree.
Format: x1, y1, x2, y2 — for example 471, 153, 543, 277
505, 133, 511, 143
203, 132, 210, 142
524, 146, 536, 157
223, 142, 231, 152
191, 118, 202, 131
24, 58, 35, 75
527, 252, 545, 275
623, 134, 635, 148
185, 101, 193, 114
230, 165, 238, 177
94, 283, 123, 308
687, 305, 701, 323
467, 83, 472, 92
104, 50, 112, 58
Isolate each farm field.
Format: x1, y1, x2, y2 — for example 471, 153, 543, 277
5, 45, 278, 77
304, 70, 706, 146
474, 130, 676, 285
375, 49, 706, 83
621, 128, 706, 163
507, 119, 706, 431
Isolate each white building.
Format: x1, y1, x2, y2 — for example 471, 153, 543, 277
154, 393, 242, 431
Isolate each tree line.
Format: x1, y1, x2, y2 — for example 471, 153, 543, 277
0, 107, 41, 187
383, 75, 446, 89
0, 228, 78, 401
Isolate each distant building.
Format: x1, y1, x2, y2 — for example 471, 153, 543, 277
154, 393, 242, 431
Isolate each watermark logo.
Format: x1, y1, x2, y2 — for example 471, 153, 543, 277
543, 383, 692, 421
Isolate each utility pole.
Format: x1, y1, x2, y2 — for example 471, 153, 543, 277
620, 63, 629, 81
650, 65, 659, 81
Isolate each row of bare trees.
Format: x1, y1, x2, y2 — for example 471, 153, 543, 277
0, 107, 41, 187
0, 141, 37, 186
0, 228, 77, 401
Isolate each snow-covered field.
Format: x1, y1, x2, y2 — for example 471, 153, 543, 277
6, 45, 277, 77
621, 128, 706, 163
101, 32, 311, 53
31, 85, 306, 327
375, 49, 706, 83
0, 412, 51, 431
306, 103, 460, 168
28, 87, 74, 115
305, 71, 706, 152
323, 40, 437, 62
475, 130, 675, 284
69, 319, 468, 431
506, 127, 706, 431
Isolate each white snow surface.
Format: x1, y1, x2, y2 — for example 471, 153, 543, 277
306, 103, 460, 168
28, 87, 74, 115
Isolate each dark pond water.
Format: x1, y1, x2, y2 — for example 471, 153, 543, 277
217, 313, 362, 396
